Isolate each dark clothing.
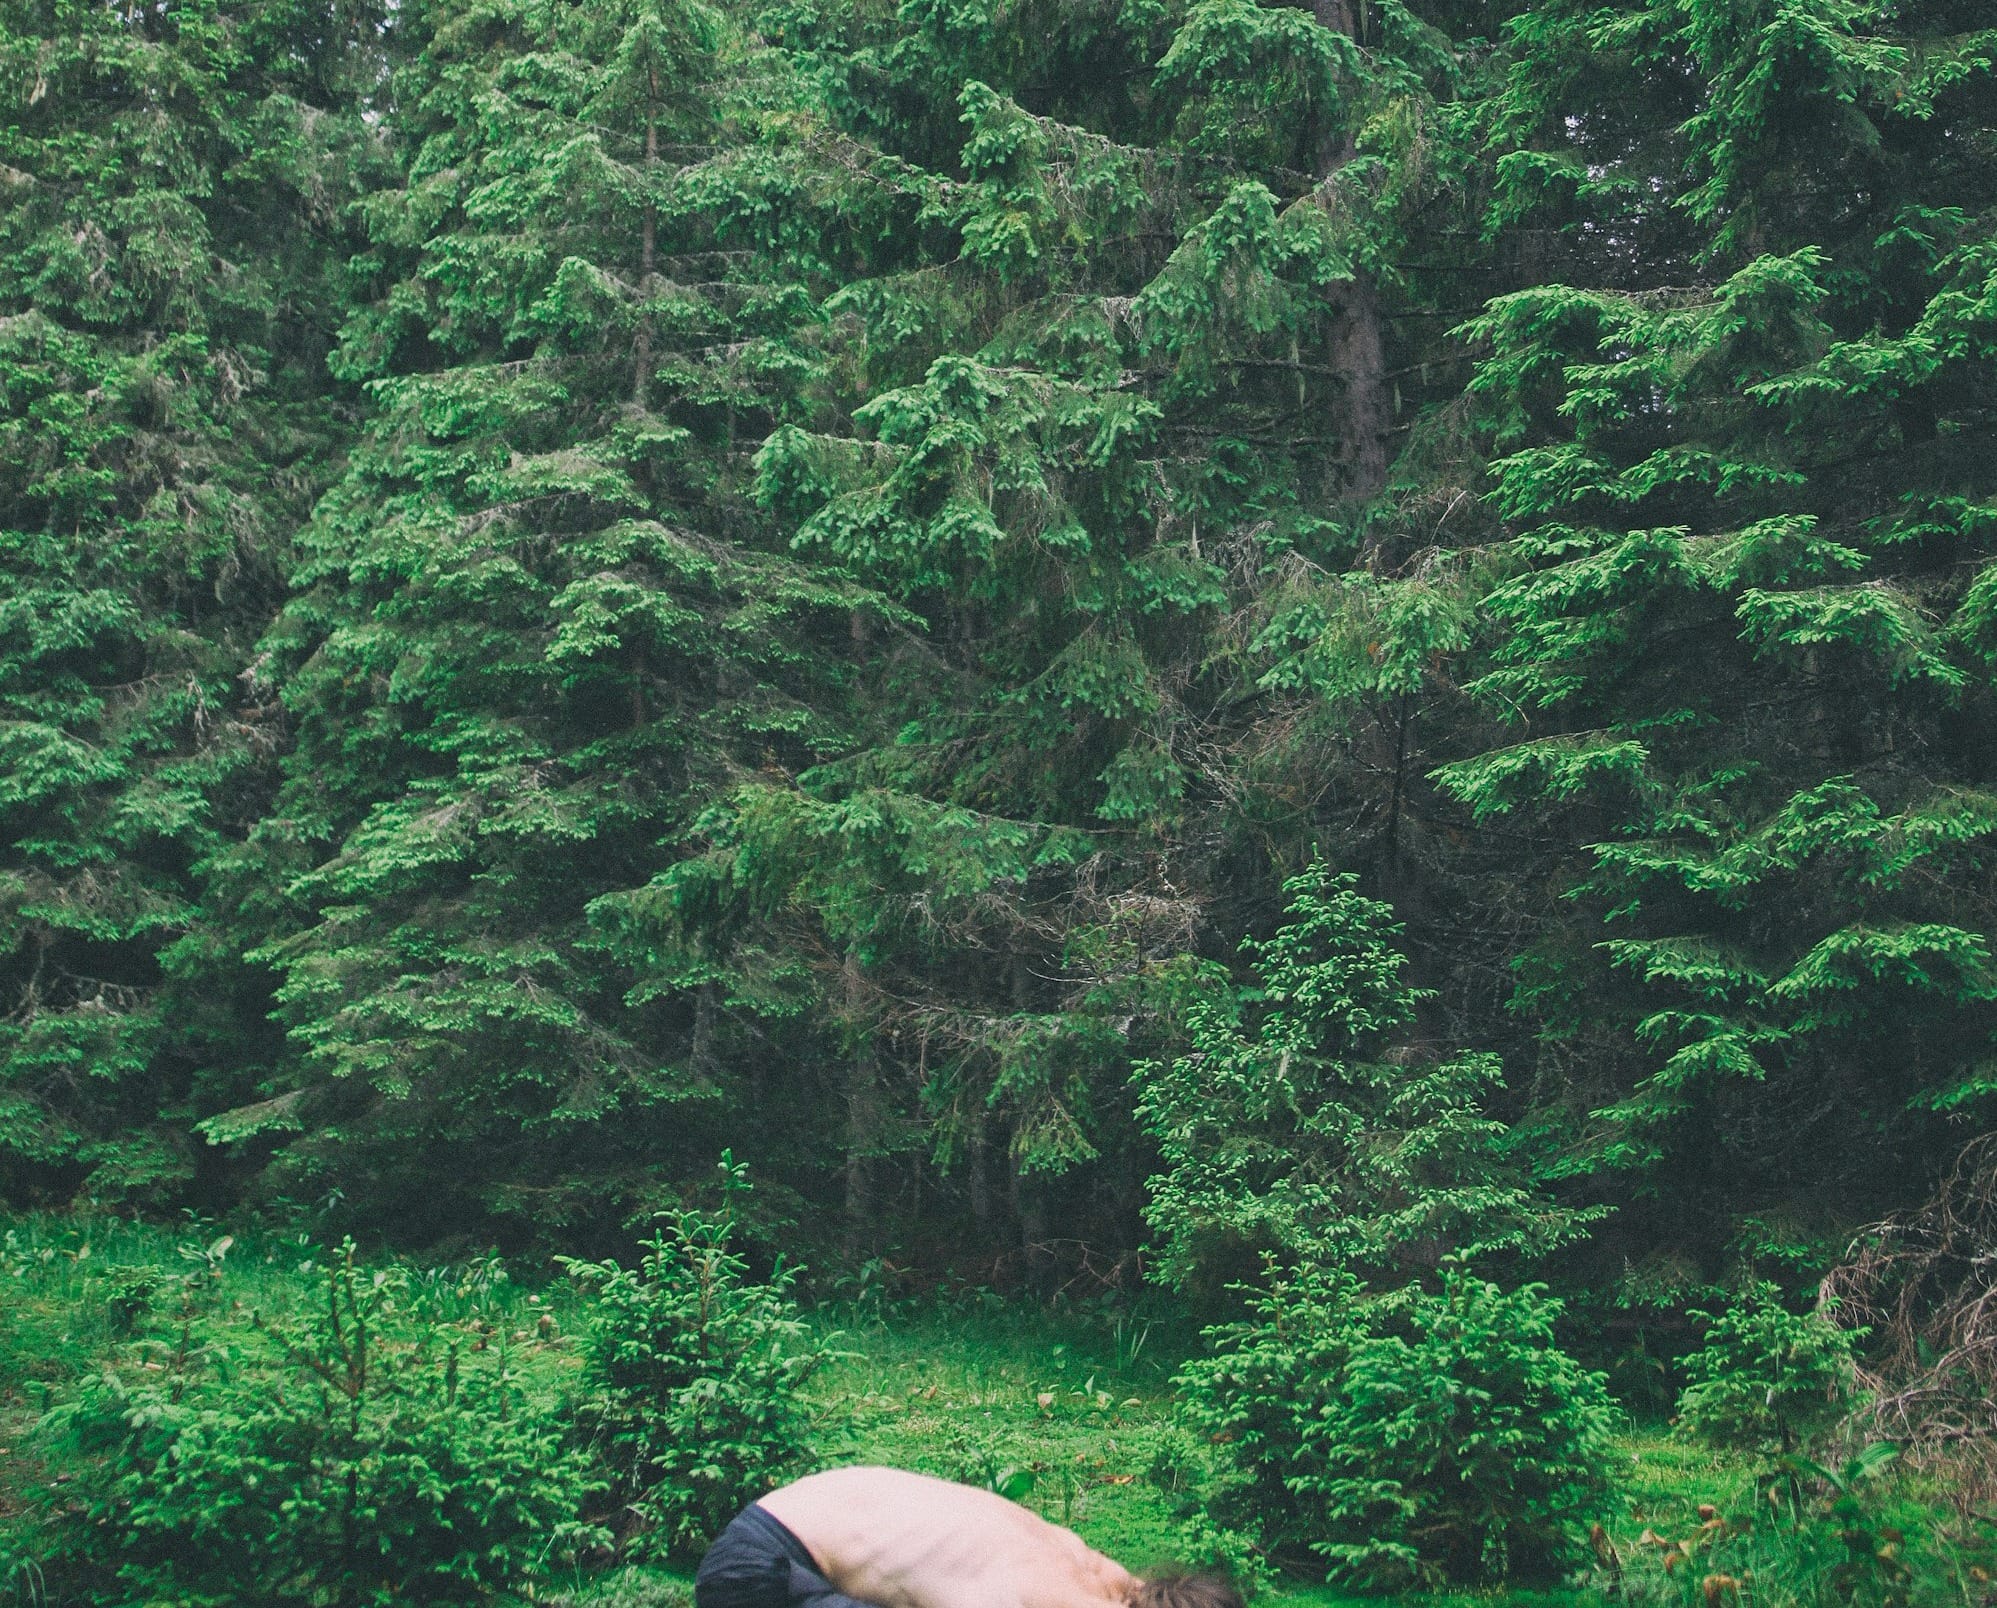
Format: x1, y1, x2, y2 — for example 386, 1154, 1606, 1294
696, 1502, 872, 1608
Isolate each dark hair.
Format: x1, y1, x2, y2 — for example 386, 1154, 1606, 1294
1132, 1573, 1244, 1608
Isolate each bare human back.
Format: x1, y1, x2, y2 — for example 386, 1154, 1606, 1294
695, 1467, 1241, 1608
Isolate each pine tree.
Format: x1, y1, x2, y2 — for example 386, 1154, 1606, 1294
1136, 857, 1586, 1297
630, 0, 1529, 1261
1426, 0, 1997, 1271
0, 0, 381, 1203
212, 0, 886, 1238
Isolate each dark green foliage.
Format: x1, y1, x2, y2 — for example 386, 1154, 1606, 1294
1137, 858, 1587, 1294
563, 1159, 826, 1560
1432, 0, 1997, 1275
40, 1240, 595, 1605
0, 0, 380, 1205
618, 0, 1523, 1260
1677, 1283, 1859, 1454
1175, 1266, 1617, 1590
205, 0, 882, 1238
3, 0, 1994, 1481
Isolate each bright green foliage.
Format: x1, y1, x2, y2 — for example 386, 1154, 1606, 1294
1312, 1273, 1617, 1589
1137, 858, 1584, 1293
563, 1158, 826, 1561
0, 0, 379, 1203
1176, 1265, 1617, 1589
208, 0, 885, 1235
1165, 1263, 1368, 1579
1408, 0, 1997, 1266
40, 1240, 595, 1605
1677, 1282, 1859, 1454
1616, 1443, 1931, 1608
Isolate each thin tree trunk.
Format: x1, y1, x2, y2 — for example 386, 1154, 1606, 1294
1009, 1156, 1050, 1292
1329, 273, 1391, 502
1006, 955, 1045, 1268
692, 982, 721, 1086
968, 1126, 992, 1229
634, 74, 658, 405
842, 950, 878, 1248
1312, 0, 1392, 505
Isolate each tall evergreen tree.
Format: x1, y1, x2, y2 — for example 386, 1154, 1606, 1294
213, 0, 890, 1239
614, 0, 1528, 1262
0, 0, 381, 1203
1423, 0, 1997, 1275
7, 0, 1985, 1300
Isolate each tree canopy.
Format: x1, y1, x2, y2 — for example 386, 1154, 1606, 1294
4, 0, 1993, 1310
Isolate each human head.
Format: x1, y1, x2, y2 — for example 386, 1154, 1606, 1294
1130, 1572, 1244, 1608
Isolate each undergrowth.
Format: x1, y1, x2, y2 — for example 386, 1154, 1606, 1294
4, 1216, 1990, 1608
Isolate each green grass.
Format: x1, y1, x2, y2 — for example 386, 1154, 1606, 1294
794, 1303, 1608, 1608
0, 1214, 1673, 1608
6, 1214, 1982, 1608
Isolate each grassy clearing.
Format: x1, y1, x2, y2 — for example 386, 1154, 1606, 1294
7, 1213, 1975, 1608
809, 1303, 1190, 1565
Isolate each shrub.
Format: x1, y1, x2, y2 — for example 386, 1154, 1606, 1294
41, 1239, 596, 1606
1136, 860, 1593, 1301
1175, 1267, 1618, 1591
1677, 1283, 1858, 1453
1169, 1263, 1366, 1579
563, 1155, 826, 1561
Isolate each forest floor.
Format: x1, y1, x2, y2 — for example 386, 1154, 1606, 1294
0, 1214, 1936, 1608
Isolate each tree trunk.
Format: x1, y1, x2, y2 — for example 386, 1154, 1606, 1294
692, 982, 722, 1086
1311, 0, 1393, 505
1329, 273, 1391, 502
842, 950, 878, 1249
634, 77, 658, 405
967, 1126, 992, 1229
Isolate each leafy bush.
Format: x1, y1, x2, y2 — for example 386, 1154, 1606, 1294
40, 1240, 596, 1606
563, 1156, 827, 1561
1175, 1266, 1618, 1590
1168, 1263, 1366, 1579
1677, 1283, 1859, 1453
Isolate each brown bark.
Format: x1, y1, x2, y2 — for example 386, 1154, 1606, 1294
1329, 273, 1391, 503
1310, 0, 1393, 505
842, 950, 879, 1246
1311, 0, 1356, 36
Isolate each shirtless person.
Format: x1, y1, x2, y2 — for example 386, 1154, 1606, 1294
695, 1467, 1241, 1608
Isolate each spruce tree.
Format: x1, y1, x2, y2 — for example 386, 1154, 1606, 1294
1427, 0, 1997, 1270
216, 0, 885, 1237
632, 0, 1529, 1259
0, 0, 380, 1203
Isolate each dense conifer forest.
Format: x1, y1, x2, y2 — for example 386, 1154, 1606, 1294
4, 0, 1997, 1600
